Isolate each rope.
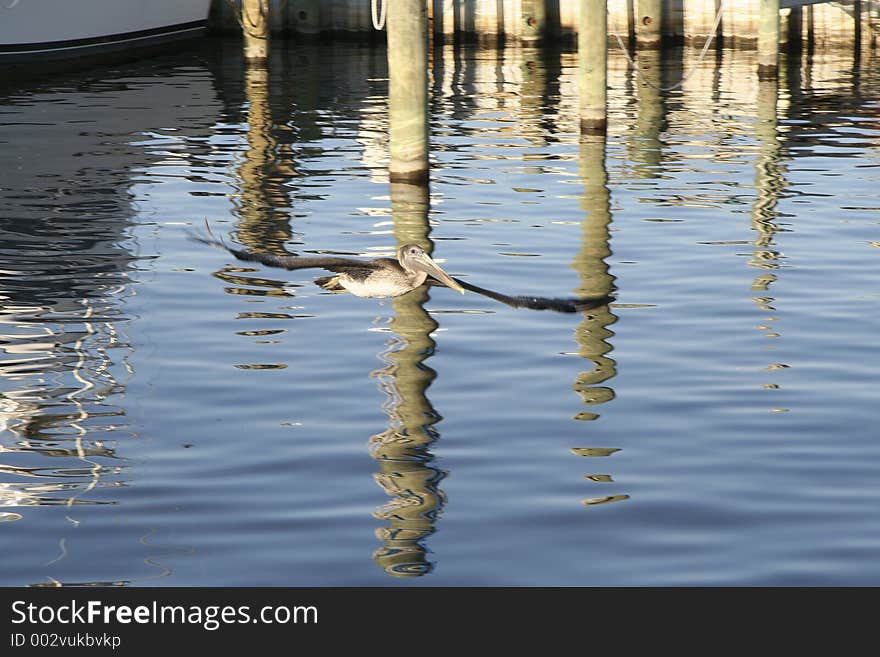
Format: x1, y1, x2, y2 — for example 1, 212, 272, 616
243, 0, 267, 32
371, 0, 387, 30
610, 0, 726, 92
224, 0, 289, 38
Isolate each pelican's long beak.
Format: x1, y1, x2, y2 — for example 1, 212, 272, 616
414, 254, 466, 294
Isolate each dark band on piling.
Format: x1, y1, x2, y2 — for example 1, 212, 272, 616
390, 169, 430, 185
580, 118, 608, 136
757, 64, 779, 80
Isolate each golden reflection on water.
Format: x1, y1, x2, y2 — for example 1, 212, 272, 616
370, 182, 447, 577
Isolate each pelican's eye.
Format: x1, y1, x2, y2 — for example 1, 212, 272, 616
409, 247, 420, 255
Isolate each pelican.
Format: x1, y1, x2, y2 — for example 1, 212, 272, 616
194, 234, 464, 298
191, 228, 614, 313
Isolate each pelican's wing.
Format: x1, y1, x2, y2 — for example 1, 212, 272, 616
190, 230, 379, 275
429, 277, 615, 314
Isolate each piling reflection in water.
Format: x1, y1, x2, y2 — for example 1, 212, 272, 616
213, 52, 311, 306
571, 134, 625, 507
518, 45, 563, 148
630, 48, 666, 177
371, 182, 447, 577
235, 59, 296, 255
751, 75, 787, 404
750, 77, 784, 288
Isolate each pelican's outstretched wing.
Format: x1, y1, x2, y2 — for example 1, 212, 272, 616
189, 229, 380, 276
428, 277, 615, 313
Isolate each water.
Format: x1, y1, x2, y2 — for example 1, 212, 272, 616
1, 38, 879, 587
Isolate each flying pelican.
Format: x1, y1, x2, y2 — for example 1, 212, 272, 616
191, 229, 614, 313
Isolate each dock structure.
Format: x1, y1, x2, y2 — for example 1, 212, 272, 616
212, 1, 875, 50
214, 0, 875, 180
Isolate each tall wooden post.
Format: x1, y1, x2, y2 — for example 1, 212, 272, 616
521, 0, 547, 43
579, 0, 608, 135
387, 0, 429, 184
291, 0, 321, 36
636, 0, 663, 48
757, 0, 780, 79
242, 0, 269, 62
626, 0, 636, 48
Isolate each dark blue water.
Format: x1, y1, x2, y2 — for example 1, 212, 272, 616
1, 38, 879, 586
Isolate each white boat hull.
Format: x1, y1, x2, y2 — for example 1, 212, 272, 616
0, 0, 212, 62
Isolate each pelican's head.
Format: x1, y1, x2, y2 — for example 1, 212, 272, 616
397, 244, 465, 294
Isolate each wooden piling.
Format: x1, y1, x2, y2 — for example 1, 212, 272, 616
853, 0, 862, 63
290, 0, 321, 36
521, 0, 548, 43
387, 0, 430, 184
579, 0, 608, 135
757, 0, 780, 78
636, 0, 663, 48
242, 0, 269, 62
626, 0, 637, 48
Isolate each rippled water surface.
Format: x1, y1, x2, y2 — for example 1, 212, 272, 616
1, 38, 879, 586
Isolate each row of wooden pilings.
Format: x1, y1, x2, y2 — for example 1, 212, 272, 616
236, 0, 787, 182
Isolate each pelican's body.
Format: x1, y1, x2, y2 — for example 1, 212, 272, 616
318, 258, 432, 298
305, 244, 465, 298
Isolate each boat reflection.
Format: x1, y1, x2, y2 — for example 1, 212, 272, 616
0, 135, 135, 513
0, 51, 229, 588
0, 51, 227, 514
